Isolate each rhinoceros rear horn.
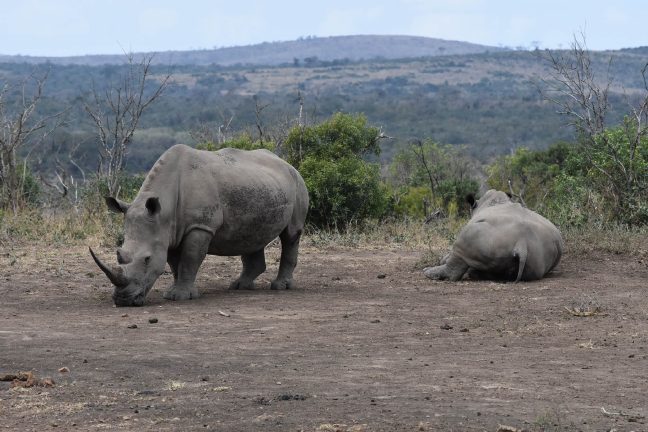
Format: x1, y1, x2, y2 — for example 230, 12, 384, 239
89, 247, 129, 287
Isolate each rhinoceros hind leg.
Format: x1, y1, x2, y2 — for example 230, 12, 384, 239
164, 229, 211, 301
423, 255, 469, 281
271, 228, 302, 290
229, 249, 266, 290
423, 265, 448, 280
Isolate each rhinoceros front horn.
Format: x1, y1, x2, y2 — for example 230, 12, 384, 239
89, 247, 129, 287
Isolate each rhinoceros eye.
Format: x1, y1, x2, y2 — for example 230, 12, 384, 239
144, 256, 151, 266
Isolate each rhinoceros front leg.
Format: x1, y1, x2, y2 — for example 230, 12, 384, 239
164, 229, 212, 301
229, 249, 266, 290
270, 229, 301, 290
423, 254, 469, 281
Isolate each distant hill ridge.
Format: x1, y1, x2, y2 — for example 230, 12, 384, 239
0, 35, 505, 66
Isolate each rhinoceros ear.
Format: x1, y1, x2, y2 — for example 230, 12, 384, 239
105, 197, 130, 214
145, 197, 161, 216
466, 193, 477, 209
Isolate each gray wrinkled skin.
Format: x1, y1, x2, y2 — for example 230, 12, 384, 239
423, 189, 563, 282
90, 144, 309, 307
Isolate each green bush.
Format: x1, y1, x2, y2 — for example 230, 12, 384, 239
285, 112, 381, 169
388, 141, 479, 218
487, 129, 648, 226
542, 173, 598, 227
300, 155, 388, 228
584, 124, 648, 224
284, 113, 389, 227
20, 162, 41, 207
436, 178, 480, 216
0, 159, 41, 211
390, 186, 430, 218
487, 142, 571, 211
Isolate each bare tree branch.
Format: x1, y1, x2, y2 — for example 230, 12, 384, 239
252, 95, 270, 144
84, 53, 170, 196
377, 126, 394, 140
411, 139, 438, 194
539, 33, 648, 220
0, 70, 66, 213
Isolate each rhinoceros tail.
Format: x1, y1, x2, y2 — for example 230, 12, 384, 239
513, 240, 528, 282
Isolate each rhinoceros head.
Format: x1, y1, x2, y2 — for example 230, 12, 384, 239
90, 196, 168, 307
466, 189, 512, 215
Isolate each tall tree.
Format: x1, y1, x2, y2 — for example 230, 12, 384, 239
284, 112, 389, 227
84, 53, 170, 197
0, 70, 65, 213
540, 34, 648, 222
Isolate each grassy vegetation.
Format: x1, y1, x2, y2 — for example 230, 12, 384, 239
3, 47, 647, 177
2, 45, 647, 258
3, 205, 646, 277
561, 224, 648, 258
0, 208, 122, 249
2, 118, 646, 265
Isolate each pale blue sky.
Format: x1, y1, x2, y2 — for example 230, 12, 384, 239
2, 0, 647, 56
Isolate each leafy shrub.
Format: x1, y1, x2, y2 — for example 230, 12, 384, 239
487, 129, 648, 226
285, 113, 389, 227
0, 159, 41, 211
435, 178, 480, 217
300, 155, 388, 228
542, 174, 593, 227
584, 124, 648, 225
388, 141, 479, 218
390, 186, 430, 218
487, 142, 572, 211
285, 112, 381, 169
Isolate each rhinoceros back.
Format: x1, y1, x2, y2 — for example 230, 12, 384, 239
144, 145, 306, 256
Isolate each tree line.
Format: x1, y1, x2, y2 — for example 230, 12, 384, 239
1, 38, 647, 230
7, 47, 645, 177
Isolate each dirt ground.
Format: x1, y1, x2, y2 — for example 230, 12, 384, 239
1, 240, 647, 432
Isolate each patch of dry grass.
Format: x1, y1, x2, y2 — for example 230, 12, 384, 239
303, 219, 460, 251
0, 208, 123, 249
3, 207, 647, 267
562, 225, 648, 259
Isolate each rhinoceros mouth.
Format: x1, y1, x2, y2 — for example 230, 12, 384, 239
112, 292, 145, 307
89, 247, 129, 288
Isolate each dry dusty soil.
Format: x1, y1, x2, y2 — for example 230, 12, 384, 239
1, 241, 647, 431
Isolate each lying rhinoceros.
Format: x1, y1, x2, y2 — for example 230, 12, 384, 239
423, 189, 563, 282
90, 144, 309, 307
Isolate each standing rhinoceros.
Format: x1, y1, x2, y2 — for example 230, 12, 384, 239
90, 144, 309, 307
423, 189, 563, 282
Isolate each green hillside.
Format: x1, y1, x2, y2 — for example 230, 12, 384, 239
0, 35, 503, 66
1, 41, 646, 176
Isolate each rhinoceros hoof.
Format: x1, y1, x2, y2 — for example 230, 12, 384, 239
423, 266, 445, 280
270, 279, 293, 290
163, 287, 201, 301
229, 279, 255, 290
